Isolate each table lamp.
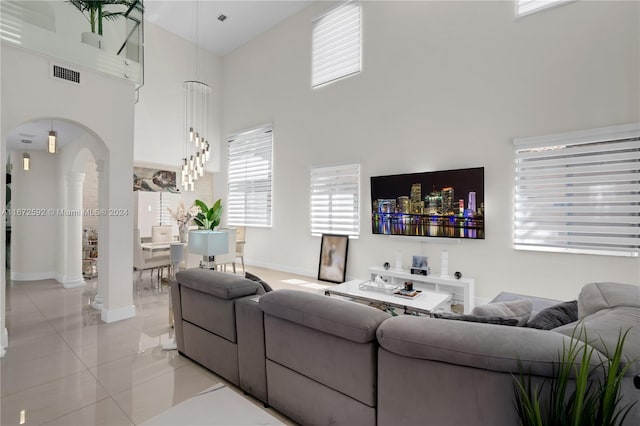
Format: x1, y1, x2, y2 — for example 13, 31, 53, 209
188, 230, 228, 269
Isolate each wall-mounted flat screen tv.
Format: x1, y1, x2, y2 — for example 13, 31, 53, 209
371, 167, 484, 239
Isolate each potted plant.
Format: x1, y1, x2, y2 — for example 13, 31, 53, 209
513, 326, 636, 426
193, 199, 223, 231
67, 0, 143, 48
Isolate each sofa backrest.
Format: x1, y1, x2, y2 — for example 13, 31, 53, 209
553, 282, 640, 376
259, 289, 390, 343
259, 289, 390, 407
578, 282, 640, 318
175, 269, 263, 343
176, 268, 263, 299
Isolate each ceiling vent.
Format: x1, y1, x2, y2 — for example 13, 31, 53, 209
51, 64, 81, 84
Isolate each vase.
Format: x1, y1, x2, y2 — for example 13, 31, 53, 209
179, 224, 189, 243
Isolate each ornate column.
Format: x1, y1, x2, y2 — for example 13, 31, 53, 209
63, 172, 85, 288
91, 160, 106, 310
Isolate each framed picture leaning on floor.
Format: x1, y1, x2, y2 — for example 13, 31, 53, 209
317, 234, 349, 283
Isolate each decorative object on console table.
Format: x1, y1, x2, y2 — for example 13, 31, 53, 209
368, 265, 475, 313
318, 234, 349, 283
395, 250, 403, 270
411, 255, 429, 276
188, 230, 228, 269
440, 250, 449, 277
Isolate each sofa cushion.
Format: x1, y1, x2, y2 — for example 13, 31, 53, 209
259, 289, 390, 343
577, 282, 640, 319
554, 306, 640, 377
245, 271, 273, 292
376, 316, 605, 377
176, 268, 262, 300
471, 299, 532, 326
527, 300, 578, 330
433, 312, 518, 326
491, 291, 561, 320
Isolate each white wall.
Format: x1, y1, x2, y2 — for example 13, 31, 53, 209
9, 150, 58, 279
1, 44, 136, 323
134, 23, 223, 172
220, 0, 640, 300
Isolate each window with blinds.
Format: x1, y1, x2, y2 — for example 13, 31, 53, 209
157, 193, 171, 226
513, 123, 640, 257
310, 163, 360, 237
516, 0, 573, 18
312, 1, 361, 88
227, 125, 273, 227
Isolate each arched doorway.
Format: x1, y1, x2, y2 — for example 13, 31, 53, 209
6, 118, 109, 304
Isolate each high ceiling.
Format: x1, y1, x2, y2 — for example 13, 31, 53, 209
144, 0, 312, 56
6, 1, 312, 153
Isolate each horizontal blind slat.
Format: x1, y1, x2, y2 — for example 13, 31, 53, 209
312, 2, 361, 88
310, 163, 360, 237
227, 124, 273, 227
513, 125, 640, 257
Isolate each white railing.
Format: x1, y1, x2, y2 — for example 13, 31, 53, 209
0, 0, 143, 87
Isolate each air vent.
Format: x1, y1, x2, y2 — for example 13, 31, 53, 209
52, 64, 80, 84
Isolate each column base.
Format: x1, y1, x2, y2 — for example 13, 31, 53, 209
62, 276, 86, 289
91, 293, 104, 310
101, 305, 136, 323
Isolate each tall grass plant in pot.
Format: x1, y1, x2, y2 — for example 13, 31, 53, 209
513, 326, 636, 426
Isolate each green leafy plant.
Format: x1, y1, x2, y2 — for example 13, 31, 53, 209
68, 0, 142, 35
193, 199, 223, 231
513, 326, 636, 426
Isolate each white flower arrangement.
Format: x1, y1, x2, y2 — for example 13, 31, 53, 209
167, 201, 199, 228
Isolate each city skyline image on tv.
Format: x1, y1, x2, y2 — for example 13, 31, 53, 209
370, 167, 485, 239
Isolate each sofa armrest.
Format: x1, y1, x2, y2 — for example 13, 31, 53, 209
176, 268, 261, 300
376, 316, 605, 377
259, 289, 390, 343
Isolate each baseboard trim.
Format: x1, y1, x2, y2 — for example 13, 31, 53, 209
10, 271, 55, 281
101, 305, 136, 323
244, 259, 317, 280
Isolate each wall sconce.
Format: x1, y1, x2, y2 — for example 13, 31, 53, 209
23, 153, 30, 171
48, 121, 57, 154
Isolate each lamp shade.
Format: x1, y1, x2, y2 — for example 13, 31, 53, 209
188, 230, 228, 256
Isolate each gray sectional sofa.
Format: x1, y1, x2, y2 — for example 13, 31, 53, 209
171, 269, 640, 426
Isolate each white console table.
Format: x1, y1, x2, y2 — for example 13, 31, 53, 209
369, 266, 475, 314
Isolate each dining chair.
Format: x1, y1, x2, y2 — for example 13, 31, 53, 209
213, 227, 237, 273
133, 228, 171, 288
234, 226, 246, 273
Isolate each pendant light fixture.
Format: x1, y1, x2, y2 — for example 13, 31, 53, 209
48, 120, 57, 154
22, 153, 30, 171
181, 0, 211, 192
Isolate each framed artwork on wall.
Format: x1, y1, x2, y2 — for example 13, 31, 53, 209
317, 234, 349, 283
133, 167, 179, 193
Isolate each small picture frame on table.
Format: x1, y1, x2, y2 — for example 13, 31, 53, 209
318, 234, 349, 283
411, 255, 429, 276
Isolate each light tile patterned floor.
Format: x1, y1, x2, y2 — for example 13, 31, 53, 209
1, 267, 325, 425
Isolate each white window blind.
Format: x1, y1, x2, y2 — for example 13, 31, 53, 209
514, 123, 640, 257
227, 125, 273, 227
516, 0, 573, 18
311, 163, 360, 237
312, 1, 361, 88
157, 193, 171, 226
